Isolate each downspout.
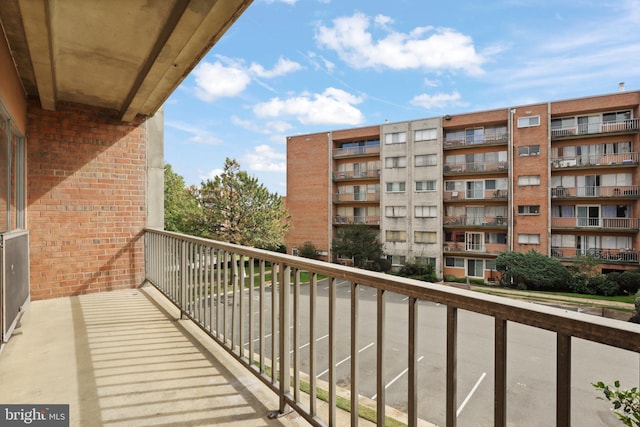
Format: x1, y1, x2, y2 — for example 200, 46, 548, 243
508, 108, 515, 251
327, 131, 333, 262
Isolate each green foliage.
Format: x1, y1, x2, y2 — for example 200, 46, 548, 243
397, 262, 437, 282
616, 271, 640, 295
196, 158, 290, 250
633, 290, 640, 323
592, 380, 640, 427
164, 163, 202, 235
298, 241, 319, 259
332, 224, 383, 269
496, 250, 570, 291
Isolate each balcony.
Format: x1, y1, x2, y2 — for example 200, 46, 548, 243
333, 192, 381, 203
444, 189, 509, 201
551, 152, 639, 169
333, 215, 380, 225
551, 185, 640, 199
551, 246, 640, 264
552, 217, 640, 231
443, 242, 507, 255
444, 215, 508, 227
444, 133, 508, 149
332, 145, 380, 158
333, 170, 380, 181
142, 229, 639, 427
444, 161, 508, 175
551, 118, 640, 139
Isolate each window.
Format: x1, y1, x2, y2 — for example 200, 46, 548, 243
414, 231, 437, 243
467, 259, 484, 277
385, 230, 406, 242
415, 154, 437, 167
386, 182, 406, 192
603, 111, 631, 123
518, 175, 540, 186
518, 205, 540, 215
385, 206, 406, 217
485, 260, 497, 271
518, 234, 540, 244
387, 255, 406, 266
518, 145, 540, 156
415, 180, 436, 192
385, 156, 406, 168
445, 181, 463, 191
445, 257, 465, 268
466, 127, 484, 144
551, 205, 575, 217
517, 116, 540, 128
415, 205, 437, 218
384, 132, 407, 144
0, 110, 25, 232
415, 257, 436, 266
415, 128, 437, 141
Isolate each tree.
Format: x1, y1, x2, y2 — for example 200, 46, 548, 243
496, 250, 570, 290
197, 158, 289, 250
332, 224, 383, 269
164, 163, 201, 235
298, 241, 319, 259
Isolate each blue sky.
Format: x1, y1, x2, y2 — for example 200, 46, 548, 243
164, 0, 640, 195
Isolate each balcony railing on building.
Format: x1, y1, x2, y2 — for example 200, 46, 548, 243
444, 215, 508, 227
333, 144, 381, 158
551, 185, 640, 198
144, 229, 639, 427
551, 246, 640, 264
551, 216, 640, 230
333, 192, 381, 203
444, 161, 508, 174
443, 241, 507, 254
551, 152, 639, 168
444, 132, 508, 148
333, 215, 380, 225
551, 118, 640, 138
332, 170, 380, 181
444, 189, 509, 201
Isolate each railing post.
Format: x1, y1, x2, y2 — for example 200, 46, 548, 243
351, 282, 360, 427
557, 333, 571, 427
180, 239, 187, 319
494, 317, 507, 427
446, 306, 457, 427
376, 289, 386, 426
408, 296, 417, 427
278, 264, 291, 416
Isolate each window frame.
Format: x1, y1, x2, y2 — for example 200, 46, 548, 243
517, 116, 540, 128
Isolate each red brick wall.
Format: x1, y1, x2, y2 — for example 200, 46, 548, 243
27, 101, 146, 299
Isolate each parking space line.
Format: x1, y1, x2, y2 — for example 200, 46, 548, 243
371, 356, 424, 400
317, 342, 375, 378
457, 372, 487, 416
294, 334, 330, 352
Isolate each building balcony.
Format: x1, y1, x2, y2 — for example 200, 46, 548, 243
551, 118, 640, 139
444, 161, 508, 175
443, 133, 508, 149
333, 215, 380, 225
444, 189, 509, 201
332, 145, 380, 158
333, 192, 380, 203
443, 241, 507, 255
444, 215, 508, 227
551, 217, 640, 231
551, 185, 640, 199
332, 170, 380, 181
551, 246, 640, 264
551, 152, 639, 169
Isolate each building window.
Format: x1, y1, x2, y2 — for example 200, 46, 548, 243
414, 128, 437, 141
386, 182, 406, 193
518, 175, 540, 186
385, 230, 407, 242
415, 205, 437, 218
414, 231, 437, 244
385, 156, 407, 168
291, 247, 299, 256
415, 180, 436, 192
385, 206, 406, 217
603, 110, 631, 123
384, 131, 407, 144
518, 233, 540, 244
517, 116, 540, 128
518, 205, 540, 215
387, 255, 406, 266
415, 256, 436, 266
445, 257, 464, 268
415, 154, 437, 167
551, 205, 575, 217
485, 260, 497, 271
518, 145, 540, 156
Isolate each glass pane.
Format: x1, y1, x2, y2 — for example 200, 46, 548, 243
0, 116, 7, 232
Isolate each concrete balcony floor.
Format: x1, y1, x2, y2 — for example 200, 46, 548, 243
0, 286, 314, 427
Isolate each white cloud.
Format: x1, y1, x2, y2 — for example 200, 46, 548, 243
410, 91, 468, 109
243, 144, 286, 173
264, 0, 298, 4
253, 87, 365, 125
199, 168, 224, 182
231, 115, 293, 136
193, 56, 302, 102
315, 12, 485, 75
166, 121, 222, 145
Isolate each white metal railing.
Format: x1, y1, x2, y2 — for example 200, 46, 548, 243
551, 118, 639, 137
145, 229, 640, 427
551, 152, 639, 168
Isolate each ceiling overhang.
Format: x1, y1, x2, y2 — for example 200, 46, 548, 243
0, 0, 252, 122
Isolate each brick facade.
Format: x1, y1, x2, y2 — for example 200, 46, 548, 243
27, 102, 147, 299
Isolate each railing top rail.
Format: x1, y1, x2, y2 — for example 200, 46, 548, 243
145, 228, 640, 352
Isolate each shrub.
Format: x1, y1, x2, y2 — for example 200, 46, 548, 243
592, 380, 640, 427
397, 262, 436, 281
616, 271, 640, 295
298, 241, 319, 259
496, 250, 570, 291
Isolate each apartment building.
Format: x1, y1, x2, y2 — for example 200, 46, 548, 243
285, 90, 640, 281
